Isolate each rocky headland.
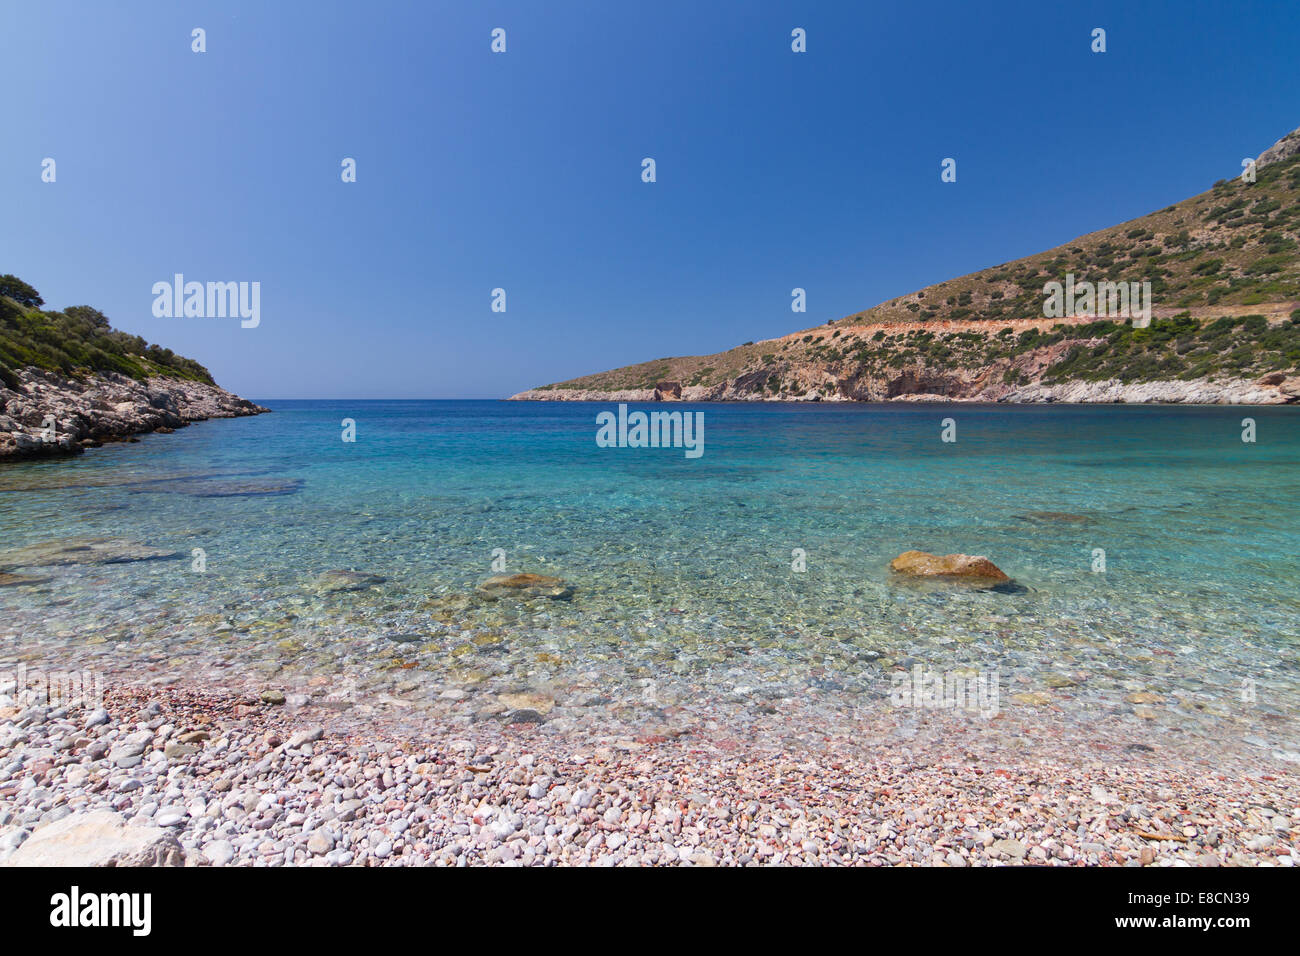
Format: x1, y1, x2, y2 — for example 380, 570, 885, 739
512, 125, 1300, 406
1, 274, 268, 462
0, 367, 268, 463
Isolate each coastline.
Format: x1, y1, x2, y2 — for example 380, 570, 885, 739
509, 373, 1300, 405
0, 366, 269, 463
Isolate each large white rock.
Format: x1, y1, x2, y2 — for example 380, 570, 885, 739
0, 811, 184, 867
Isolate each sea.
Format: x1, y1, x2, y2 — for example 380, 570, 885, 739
1, 400, 1297, 757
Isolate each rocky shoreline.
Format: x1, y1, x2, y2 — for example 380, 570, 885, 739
0, 367, 269, 463
509, 372, 1300, 405
1, 681, 1295, 867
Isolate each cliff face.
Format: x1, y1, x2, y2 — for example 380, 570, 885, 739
0, 367, 268, 462
512, 125, 1300, 406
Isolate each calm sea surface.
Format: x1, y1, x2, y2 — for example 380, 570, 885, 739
2, 401, 1297, 750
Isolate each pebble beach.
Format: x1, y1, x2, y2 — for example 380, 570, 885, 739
2, 675, 1296, 867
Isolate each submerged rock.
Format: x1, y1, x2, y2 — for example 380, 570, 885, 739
0, 536, 180, 570
312, 569, 387, 592
889, 550, 1009, 582
984, 579, 1031, 595
497, 691, 555, 715
385, 632, 426, 644
0, 571, 52, 587
139, 477, 304, 498
476, 573, 575, 601
504, 708, 547, 724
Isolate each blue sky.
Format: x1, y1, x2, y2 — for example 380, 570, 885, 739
3, 0, 1298, 399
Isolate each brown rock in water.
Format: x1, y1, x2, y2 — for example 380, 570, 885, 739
653, 381, 682, 401
889, 550, 1009, 582
0, 571, 52, 587
476, 573, 574, 601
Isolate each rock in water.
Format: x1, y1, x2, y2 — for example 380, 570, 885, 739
476, 573, 574, 601
0, 571, 52, 587
140, 477, 304, 498
889, 550, 1010, 582
497, 692, 555, 715
312, 569, 387, 592
0, 536, 180, 570
0, 811, 184, 867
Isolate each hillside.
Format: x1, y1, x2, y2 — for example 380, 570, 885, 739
513, 126, 1300, 404
1, 275, 267, 462
0, 275, 215, 389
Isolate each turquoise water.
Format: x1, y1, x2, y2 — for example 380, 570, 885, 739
2, 401, 1298, 748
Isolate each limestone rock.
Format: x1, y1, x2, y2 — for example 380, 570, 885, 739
1, 811, 184, 867
1256, 124, 1300, 169
0, 366, 268, 463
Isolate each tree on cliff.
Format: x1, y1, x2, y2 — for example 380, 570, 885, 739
0, 275, 44, 309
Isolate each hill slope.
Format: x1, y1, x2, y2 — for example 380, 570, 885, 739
513, 126, 1300, 405
0, 275, 215, 389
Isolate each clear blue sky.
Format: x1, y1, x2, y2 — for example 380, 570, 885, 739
3, 1, 1297, 399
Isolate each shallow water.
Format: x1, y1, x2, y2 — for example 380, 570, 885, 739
2, 401, 1298, 754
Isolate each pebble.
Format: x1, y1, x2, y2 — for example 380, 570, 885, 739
155, 809, 186, 827
204, 840, 236, 866
307, 830, 335, 855
990, 838, 1029, 860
